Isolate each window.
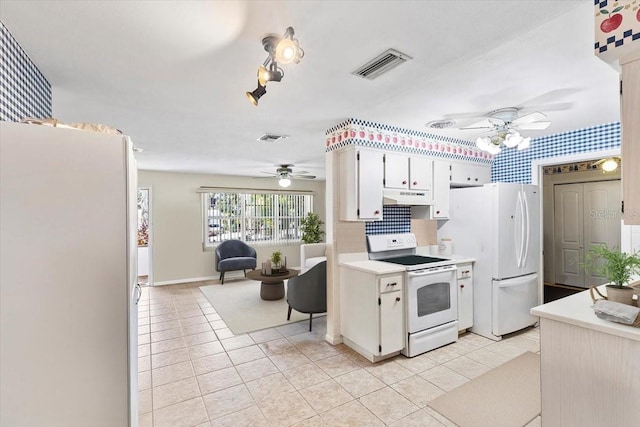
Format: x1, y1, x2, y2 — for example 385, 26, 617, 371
203, 191, 313, 248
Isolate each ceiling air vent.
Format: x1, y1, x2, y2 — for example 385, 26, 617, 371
257, 134, 289, 143
352, 48, 412, 80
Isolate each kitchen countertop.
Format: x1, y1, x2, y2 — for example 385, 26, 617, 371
531, 284, 640, 342
339, 251, 475, 274
338, 259, 406, 275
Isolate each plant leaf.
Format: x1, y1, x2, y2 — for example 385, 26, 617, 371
600, 8, 609, 14
612, 6, 623, 13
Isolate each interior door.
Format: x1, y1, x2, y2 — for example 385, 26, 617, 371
583, 180, 621, 286
554, 183, 584, 287
553, 181, 621, 288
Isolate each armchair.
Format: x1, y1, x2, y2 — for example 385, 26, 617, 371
300, 242, 326, 273
215, 240, 257, 284
286, 261, 326, 331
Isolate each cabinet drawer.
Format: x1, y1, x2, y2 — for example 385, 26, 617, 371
379, 275, 403, 293
456, 263, 472, 279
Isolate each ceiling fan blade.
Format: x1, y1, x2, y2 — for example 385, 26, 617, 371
291, 175, 316, 179
459, 126, 494, 130
511, 111, 547, 125
260, 171, 277, 175
458, 118, 495, 129
514, 121, 551, 130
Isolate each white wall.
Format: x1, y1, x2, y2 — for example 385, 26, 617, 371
138, 170, 326, 284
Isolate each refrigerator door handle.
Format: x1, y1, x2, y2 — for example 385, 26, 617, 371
521, 191, 530, 269
516, 191, 524, 268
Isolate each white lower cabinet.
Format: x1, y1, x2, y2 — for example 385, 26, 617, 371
456, 263, 474, 331
340, 267, 404, 362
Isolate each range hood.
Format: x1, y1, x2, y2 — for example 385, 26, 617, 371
383, 189, 433, 206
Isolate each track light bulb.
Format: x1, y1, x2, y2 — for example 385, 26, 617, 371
246, 84, 267, 106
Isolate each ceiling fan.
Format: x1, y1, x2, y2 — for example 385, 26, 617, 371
260, 164, 316, 187
440, 107, 551, 154
457, 107, 551, 133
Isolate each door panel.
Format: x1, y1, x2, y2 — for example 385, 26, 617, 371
492, 274, 539, 336
554, 184, 584, 287
379, 291, 404, 355
583, 181, 621, 286
384, 153, 409, 190
493, 184, 521, 279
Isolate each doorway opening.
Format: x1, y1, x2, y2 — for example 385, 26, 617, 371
137, 187, 153, 286
531, 148, 621, 303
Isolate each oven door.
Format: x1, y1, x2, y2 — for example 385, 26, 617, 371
406, 265, 457, 333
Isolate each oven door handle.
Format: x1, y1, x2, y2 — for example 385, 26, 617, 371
407, 265, 457, 276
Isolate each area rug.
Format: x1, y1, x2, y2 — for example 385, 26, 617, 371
199, 280, 318, 334
428, 351, 541, 427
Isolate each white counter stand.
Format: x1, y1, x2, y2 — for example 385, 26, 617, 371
531, 286, 640, 427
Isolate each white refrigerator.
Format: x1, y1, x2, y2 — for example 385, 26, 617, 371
439, 182, 540, 341
0, 122, 139, 426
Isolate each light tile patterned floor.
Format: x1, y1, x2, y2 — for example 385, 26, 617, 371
137, 282, 542, 427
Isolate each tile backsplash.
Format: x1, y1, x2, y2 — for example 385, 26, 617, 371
365, 206, 411, 235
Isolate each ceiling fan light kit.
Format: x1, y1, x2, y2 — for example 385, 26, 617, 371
278, 177, 292, 188
443, 107, 552, 155
246, 27, 304, 106
258, 164, 316, 187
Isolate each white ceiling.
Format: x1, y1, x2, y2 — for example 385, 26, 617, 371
1, 1, 620, 180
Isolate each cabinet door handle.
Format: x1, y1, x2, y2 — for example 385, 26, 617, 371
402, 180, 407, 185
412, 181, 417, 186
388, 282, 397, 287
395, 297, 401, 302
460, 284, 465, 288
374, 210, 380, 215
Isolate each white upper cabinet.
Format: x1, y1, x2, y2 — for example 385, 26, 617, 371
450, 162, 491, 187
409, 156, 433, 193
384, 153, 409, 190
339, 147, 384, 221
431, 160, 451, 219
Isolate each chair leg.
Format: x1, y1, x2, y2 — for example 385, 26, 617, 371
287, 305, 292, 321
220, 271, 225, 285
308, 313, 313, 332
243, 269, 247, 277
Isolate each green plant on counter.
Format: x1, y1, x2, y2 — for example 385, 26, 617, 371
300, 212, 325, 244
584, 244, 640, 288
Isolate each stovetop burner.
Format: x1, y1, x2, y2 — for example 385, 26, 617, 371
379, 255, 449, 266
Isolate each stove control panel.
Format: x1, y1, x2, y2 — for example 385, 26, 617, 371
368, 233, 417, 252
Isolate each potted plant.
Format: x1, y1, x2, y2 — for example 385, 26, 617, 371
271, 250, 284, 272
300, 212, 325, 244
585, 244, 640, 305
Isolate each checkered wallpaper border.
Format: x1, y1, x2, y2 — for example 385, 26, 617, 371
365, 206, 411, 235
325, 118, 493, 165
0, 21, 52, 122
492, 122, 621, 184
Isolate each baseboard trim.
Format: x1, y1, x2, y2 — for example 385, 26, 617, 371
325, 333, 343, 345
153, 275, 220, 286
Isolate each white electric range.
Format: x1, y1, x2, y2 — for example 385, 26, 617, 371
367, 233, 459, 357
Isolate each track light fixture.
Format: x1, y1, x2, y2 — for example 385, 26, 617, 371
246, 83, 267, 106
246, 27, 304, 106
